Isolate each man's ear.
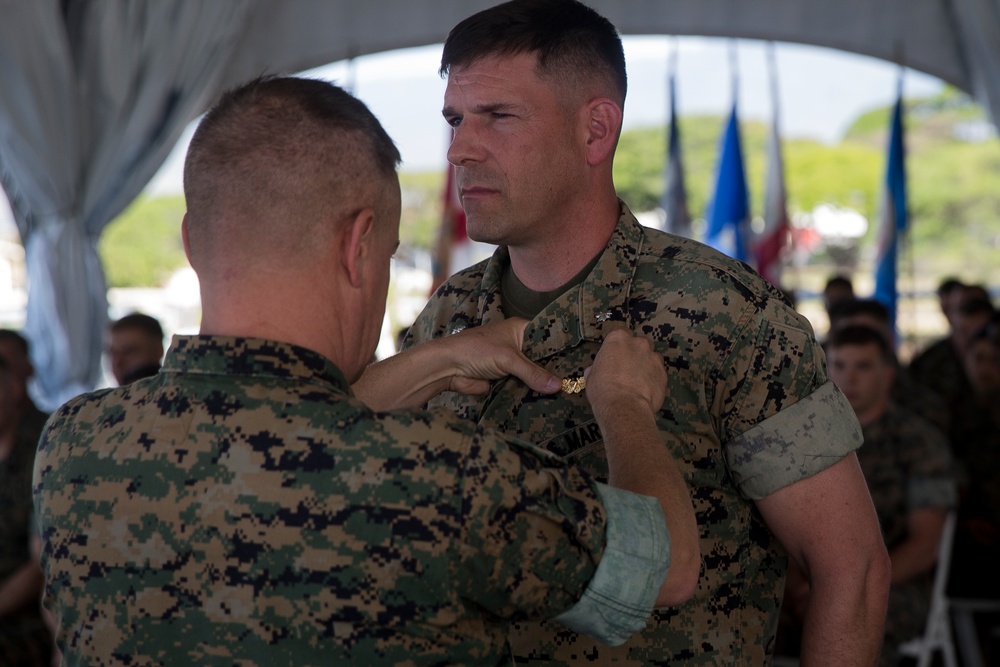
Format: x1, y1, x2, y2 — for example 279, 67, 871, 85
342, 208, 377, 289
583, 98, 622, 167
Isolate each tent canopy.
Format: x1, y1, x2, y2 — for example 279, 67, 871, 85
2, 0, 998, 407
224, 0, 1000, 122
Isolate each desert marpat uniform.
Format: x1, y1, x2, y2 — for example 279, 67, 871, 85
856, 402, 956, 667
32, 336, 670, 667
405, 203, 863, 665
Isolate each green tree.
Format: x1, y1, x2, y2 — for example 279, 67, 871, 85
98, 195, 187, 288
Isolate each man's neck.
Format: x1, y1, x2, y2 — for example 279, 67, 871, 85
506, 198, 620, 291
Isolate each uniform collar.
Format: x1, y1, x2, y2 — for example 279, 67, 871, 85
163, 335, 351, 394
477, 201, 644, 363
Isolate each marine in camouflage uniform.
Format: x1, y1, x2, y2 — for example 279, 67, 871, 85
856, 403, 956, 666
405, 204, 865, 665
0, 358, 52, 667
33, 335, 670, 666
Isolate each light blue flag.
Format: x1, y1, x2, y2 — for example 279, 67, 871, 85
705, 103, 750, 263
873, 88, 907, 335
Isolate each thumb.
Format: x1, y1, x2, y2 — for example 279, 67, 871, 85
497, 318, 560, 394
510, 355, 561, 394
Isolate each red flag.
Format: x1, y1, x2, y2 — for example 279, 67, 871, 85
755, 116, 789, 287
430, 162, 467, 295
754, 44, 789, 288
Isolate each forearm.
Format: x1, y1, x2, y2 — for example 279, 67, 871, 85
0, 561, 44, 618
799, 553, 890, 666
353, 339, 455, 410
888, 541, 938, 585
353, 319, 559, 410
596, 398, 699, 606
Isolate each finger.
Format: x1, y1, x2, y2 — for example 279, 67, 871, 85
506, 355, 561, 394
601, 325, 631, 341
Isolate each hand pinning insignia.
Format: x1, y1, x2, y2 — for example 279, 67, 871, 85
561, 377, 587, 394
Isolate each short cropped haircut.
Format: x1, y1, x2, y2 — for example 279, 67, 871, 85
827, 324, 893, 362
0, 329, 30, 358
183, 76, 401, 265
824, 275, 854, 293
828, 299, 890, 328
110, 313, 164, 342
440, 0, 627, 106
937, 277, 964, 297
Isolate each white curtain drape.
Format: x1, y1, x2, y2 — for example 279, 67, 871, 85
0, 0, 251, 408
950, 0, 1000, 123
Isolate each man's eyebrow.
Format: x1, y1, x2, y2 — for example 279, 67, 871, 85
442, 101, 519, 117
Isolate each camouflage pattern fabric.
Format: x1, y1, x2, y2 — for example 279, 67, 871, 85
0, 404, 52, 667
33, 336, 628, 667
404, 203, 863, 665
857, 402, 956, 667
909, 340, 970, 421
892, 365, 950, 436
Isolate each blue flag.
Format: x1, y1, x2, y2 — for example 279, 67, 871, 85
662, 74, 691, 237
705, 103, 750, 263
873, 91, 907, 334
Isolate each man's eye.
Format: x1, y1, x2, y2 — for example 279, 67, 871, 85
491, 112, 512, 119
446, 116, 461, 127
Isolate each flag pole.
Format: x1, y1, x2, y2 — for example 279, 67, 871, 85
757, 41, 790, 290
896, 67, 916, 355
662, 38, 691, 237
728, 39, 739, 105
873, 67, 908, 346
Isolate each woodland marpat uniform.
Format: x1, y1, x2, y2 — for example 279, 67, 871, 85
33, 336, 668, 666
857, 402, 955, 667
405, 203, 864, 665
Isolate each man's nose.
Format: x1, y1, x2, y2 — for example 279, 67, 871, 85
447, 120, 484, 166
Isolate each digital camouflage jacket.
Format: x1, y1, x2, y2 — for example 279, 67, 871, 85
405, 204, 863, 666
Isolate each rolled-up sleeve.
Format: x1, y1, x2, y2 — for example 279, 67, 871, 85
725, 381, 864, 500
554, 482, 669, 645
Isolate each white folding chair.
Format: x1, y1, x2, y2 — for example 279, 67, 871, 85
897, 511, 959, 667
949, 597, 1000, 667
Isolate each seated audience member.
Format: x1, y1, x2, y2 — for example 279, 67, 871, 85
782, 325, 956, 667
106, 313, 165, 385
936, 277, 965, 331
910, 285, 994, 416
33, 76, 698, 666
827, 299, 949, 434
948, 315, 1000, 601
822, 274, 855, 317
0, 342, 52, 667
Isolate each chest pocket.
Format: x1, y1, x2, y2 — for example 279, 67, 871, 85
538, 418, 610, 483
